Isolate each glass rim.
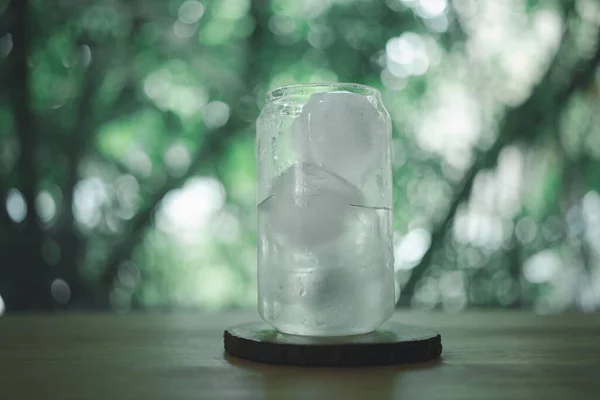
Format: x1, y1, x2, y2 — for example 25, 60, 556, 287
266, 82, 381, 101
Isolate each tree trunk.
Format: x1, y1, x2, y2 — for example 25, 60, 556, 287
4, 0, 52, 311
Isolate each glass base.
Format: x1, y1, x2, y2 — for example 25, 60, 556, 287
259, 307, 394, 337
273, 323, 377, 337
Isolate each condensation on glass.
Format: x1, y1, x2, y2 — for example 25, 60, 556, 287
256, 83, 394, 336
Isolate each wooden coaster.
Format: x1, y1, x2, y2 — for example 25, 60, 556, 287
224, 321, 442, 367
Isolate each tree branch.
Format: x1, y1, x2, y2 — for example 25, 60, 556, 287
99, 116, 249, 289
3, 0, 58, 310
398, 11, 600, 306
98, 0, 267, 294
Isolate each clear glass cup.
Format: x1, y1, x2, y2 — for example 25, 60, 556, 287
256, 83, 394, 336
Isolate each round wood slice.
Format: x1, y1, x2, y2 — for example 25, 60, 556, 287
224, 321, 442, 367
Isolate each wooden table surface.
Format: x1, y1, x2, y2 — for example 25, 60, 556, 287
1, 311, 599, 399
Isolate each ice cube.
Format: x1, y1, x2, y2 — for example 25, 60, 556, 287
292, 91, 387, 185
309, 205, 394, 328
263, 162, 364, 248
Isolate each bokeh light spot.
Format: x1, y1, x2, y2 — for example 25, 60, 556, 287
212, 211, 241, 243
109, 287, 132, 313
307, 26, 335, 49
515, 216, 537, 245
269, 14, 298, 36
114, 174, 140, 220
6, 188, 27, 223
214, 0, 250, 20
386, 32, 430, 77
178, 1, 205, 24
412, 276, 440, 310
164, 143, 191, 177
202, 101, 230, 128
79, 45, 92, 68
173, 21, 198, 38
394, 228, 432, 269
524, 250, 562, 283
73, 178, 108, 228
126, 149, 153, 178
0, 33, 13, 58
50, 279, 71, 305
118, 261, 141, 290
157, 177, 226, 241
417, 0, 447, 19
424, 13, 449, 32
36, 190, 56, 223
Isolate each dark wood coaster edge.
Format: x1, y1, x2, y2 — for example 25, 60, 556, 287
224, 326, 442, 367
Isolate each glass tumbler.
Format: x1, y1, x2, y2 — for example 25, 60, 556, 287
256, 83, 394, 336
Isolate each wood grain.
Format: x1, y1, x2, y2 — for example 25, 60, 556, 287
0, 311, 599, 399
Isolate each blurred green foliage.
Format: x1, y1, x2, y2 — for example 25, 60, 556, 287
0, 0, 599, 313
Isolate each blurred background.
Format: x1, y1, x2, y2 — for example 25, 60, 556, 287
0, 0, 599, 315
